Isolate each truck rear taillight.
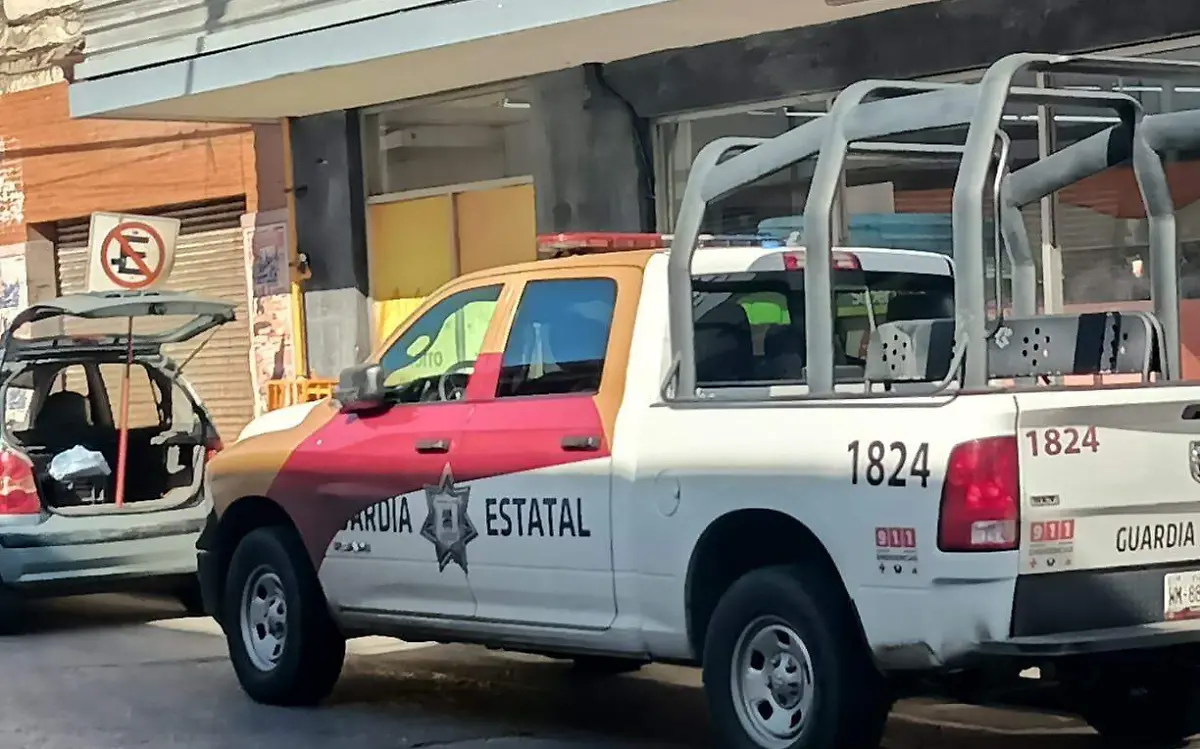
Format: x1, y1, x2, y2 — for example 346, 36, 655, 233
0, 448, 40, 515
938, 436, 1020, 552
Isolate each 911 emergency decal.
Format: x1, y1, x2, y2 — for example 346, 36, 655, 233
875, 527, 918, 575
1028, 519, 1075, 570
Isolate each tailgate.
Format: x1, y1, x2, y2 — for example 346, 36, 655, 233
1012, 384, 1200, 636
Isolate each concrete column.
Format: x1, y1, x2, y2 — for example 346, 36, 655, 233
527, 64, 653, 233
23, 225, 57, 338
288, 111, 372, 379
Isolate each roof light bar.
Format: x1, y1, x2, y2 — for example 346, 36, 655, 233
783, 250, 861, 271
536, 232, 787, 257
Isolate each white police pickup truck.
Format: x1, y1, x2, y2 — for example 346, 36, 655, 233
202, 51, 1200, 749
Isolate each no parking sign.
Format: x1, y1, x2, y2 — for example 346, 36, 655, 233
86, 212, 181, 293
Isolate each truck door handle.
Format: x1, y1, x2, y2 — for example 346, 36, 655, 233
561, 435, 601, 452
415, 438, 451, 454
1183, 405, 1200, 421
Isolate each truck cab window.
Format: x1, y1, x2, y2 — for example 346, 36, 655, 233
497, 278, 617, 398
379, 285, 502, 403
693, 270, 953, 387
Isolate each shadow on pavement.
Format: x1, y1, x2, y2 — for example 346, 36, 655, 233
323, 645, 1111, 749
2, 592, 189, 635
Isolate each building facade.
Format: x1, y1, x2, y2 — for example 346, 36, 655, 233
64, 0, 1200, 378
1, 0, 288, 437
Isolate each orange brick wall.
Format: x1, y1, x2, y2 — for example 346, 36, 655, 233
0, 82, 284, 244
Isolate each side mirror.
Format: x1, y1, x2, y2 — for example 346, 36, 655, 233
334, 363, 387, 413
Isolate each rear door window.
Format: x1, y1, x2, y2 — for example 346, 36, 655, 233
98, 363, 163, 429
693, 269, 953, 387
497, 278, 617, 398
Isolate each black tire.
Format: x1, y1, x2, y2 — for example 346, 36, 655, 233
222, 525, 346, 706
174, 577, 207, 617
702, 565, 891, 749
570, 655, 647, 675
0, 589, 24, 635
1075, 678, 1200, 747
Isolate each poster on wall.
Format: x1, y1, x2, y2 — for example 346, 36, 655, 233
244, 223, 296, 416
0, 252, 29, 425
251, 223, 290, 297
0, 253, 28, 335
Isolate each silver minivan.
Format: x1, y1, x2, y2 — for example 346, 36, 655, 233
0, 291, 234, 624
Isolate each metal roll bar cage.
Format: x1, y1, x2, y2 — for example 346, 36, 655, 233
667, 51, 1200, 398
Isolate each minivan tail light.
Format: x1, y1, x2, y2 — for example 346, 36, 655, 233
205, 435, 224, 463
938, 436, 1020, 552
0, 448, 40, 515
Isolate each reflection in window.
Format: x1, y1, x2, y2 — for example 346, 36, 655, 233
363, 87, 535, 197
1048, 56, 1200, 305
380, 285, 502, 400
657, 99, 830, 233
693, 268, 953, 387
498, 279, 617, 398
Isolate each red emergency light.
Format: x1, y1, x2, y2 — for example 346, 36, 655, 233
537, 233, 667, 257
782, 250, 862, 271
536, 232, 862, 270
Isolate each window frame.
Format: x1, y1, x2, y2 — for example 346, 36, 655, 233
372, 280, 512, 405
691, 268, 956, 389
494, 275, 621, 401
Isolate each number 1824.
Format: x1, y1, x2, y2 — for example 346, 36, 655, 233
1025, 426, 1099, 457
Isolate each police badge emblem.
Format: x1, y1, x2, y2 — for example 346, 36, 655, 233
420, 465, 479, 573
1190, 441, 1200, 484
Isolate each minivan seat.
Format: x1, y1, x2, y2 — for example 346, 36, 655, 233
30, 390, 94, 452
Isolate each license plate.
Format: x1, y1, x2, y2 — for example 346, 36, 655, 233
1164, 571, 1200, 620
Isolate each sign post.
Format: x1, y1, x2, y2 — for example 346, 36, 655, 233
85, 213, 180, 507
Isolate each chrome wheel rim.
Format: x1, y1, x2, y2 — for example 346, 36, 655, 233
730, 617, 816, 748
239, 566, 287, 671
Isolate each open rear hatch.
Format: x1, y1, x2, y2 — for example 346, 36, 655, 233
0, 291, 234, 515
1, 291, 234, 355
1012, 384, 1200, 640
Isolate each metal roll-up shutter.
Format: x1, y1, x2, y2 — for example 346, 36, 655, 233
54, 197, 255, 440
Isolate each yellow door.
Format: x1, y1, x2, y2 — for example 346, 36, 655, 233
367, 195, 456, 348
366, 183, 537, 349
455, 184, 537, 275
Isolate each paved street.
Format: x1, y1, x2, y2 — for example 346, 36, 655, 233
0, 594, 1161, 749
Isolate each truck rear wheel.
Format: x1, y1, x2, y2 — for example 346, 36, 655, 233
701, 565, 890, 749
1074, 676, 1200, 745
223, 526, 346, 706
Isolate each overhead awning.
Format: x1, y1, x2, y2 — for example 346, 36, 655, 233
68, 0, 935, 122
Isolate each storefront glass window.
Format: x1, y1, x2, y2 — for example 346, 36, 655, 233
656, 96, 831, 232
651, 38, 1200, 377
655, 82, 1039, 311
1047, 46, 1200, 305
363, 85, 536, 197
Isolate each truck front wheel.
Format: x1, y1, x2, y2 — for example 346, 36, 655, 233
701, 565, 890, 749
223, 526, 346, 706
